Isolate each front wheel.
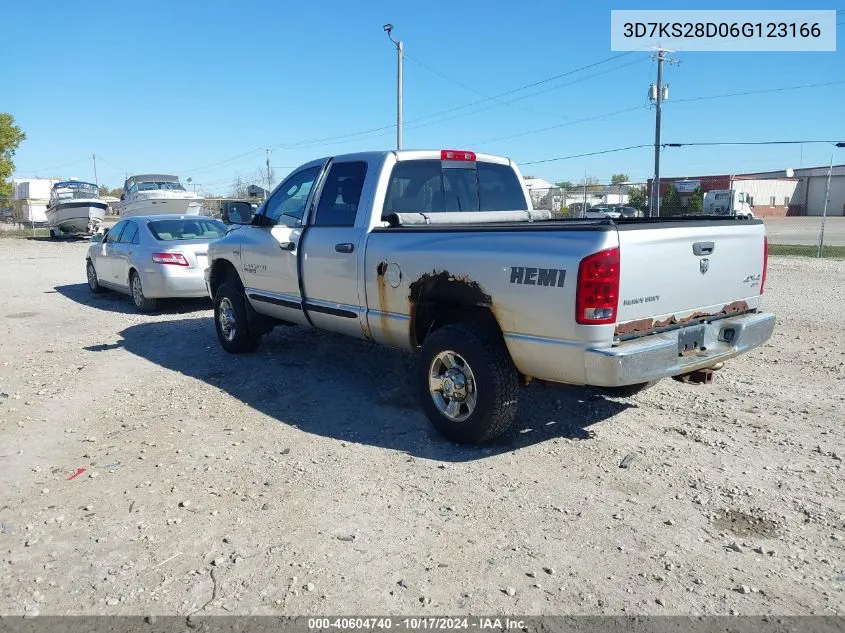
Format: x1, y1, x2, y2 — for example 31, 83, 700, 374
86, 260, 107, 294
417, 323, 519, 444
214, 282, 261, 354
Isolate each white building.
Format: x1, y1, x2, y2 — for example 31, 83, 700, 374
10, 178, 58, 224
743, 165, 845, 217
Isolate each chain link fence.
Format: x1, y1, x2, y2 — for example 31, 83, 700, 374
527, 183, 844, 259
526, 182, 649, 219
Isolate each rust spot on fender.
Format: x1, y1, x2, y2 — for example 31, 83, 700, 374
407, 270, 493, 346
407, 270, 492, 306
615, 300, 752, 338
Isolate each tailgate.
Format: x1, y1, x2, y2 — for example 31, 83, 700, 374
615, 220, 766, 334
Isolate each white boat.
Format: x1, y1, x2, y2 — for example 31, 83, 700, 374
45, 181, 108, 238
118, 174, 203, 218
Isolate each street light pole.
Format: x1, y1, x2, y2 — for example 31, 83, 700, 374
384, 24, 403, 150
818, 142, 845, 257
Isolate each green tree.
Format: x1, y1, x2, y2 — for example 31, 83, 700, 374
98, 185, 109, 197
109, 188, 123, 198
690, 186, 704, 214
0, 113, 26, 200
628, 185, 647, 211
662, 183, 683, 216
611, 173, 630, 185
555, 180, 574, 190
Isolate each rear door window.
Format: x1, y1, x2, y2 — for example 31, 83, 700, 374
383, 160, 527, 216
106, 220, 127, 243
313, 162, 367, 227
119, 221, 138, 244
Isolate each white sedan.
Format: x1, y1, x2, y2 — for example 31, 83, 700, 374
85, 214, 228, 312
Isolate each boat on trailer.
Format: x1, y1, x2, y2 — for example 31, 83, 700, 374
118, 174, 203, 218
45, 181, 107, 238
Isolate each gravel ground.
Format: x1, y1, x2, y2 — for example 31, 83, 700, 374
0, 238, 843, 617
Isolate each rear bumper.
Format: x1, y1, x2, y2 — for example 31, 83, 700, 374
139, 267, 209, 299
584, 311, 775, 387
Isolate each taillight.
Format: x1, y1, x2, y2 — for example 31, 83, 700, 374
576, 247, 620, 325
440, 149, 476, 162
152, 252, 189, 266
760, 236, 768, 294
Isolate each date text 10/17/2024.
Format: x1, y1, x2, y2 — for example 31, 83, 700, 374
307, 618, 527, 631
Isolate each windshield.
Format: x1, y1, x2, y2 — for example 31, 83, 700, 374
147, 218, 226, 241
55, 183, 99, 200
137, 181, 186, 191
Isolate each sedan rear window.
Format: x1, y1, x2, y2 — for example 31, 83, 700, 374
148, 218, 226, 241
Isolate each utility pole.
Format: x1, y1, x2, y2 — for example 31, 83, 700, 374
649, 48, 677, 217
583, 171, 588, 217
266, 148, 272, 194
92, 154, 98, 187
384, 24, 403, 150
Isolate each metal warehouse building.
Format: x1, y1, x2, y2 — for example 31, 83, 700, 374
648, 164, 845, 217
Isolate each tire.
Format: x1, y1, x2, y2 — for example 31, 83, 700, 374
214, 282, 261, 354
601, 381, 658, 397
417, 323, 519, 444
86, 260, 107, 294
130, 270, 158, 313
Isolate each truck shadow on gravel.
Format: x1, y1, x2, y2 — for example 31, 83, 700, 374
114, 317, 633, 461
54, 283, 211, 315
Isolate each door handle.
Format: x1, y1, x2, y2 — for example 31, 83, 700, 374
335, 243, 354, 253
279, 242, 296, 251
692, 242, 714, 256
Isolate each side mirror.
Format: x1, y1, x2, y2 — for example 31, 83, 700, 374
90, 233, 104, 243
226, 201, 255, 225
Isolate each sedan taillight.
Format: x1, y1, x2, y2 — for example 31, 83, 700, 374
152, 252, 189, 266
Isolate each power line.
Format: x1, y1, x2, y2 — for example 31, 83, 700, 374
272, 58, 648, 154
521, 139, 844, 166
181, 50, 642, 172
404, 53, 570, 121
471, 106, 646, 146
13, 157, 88, 175
475, 79, 845, 149
663, 140, 844, 148
95, 155, 128, 174
400, 59, 647, 134
672, 80, 845, 104
522, 144, 652, 166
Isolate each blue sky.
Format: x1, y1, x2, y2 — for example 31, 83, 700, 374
5, 1, 844, 193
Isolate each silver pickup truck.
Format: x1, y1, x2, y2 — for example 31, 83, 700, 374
205, 150, 775, 443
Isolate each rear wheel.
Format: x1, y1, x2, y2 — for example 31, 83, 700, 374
214, 282, 261, 354
130, 271, 158, 313
417, 323, 519, 444
86, 260, 106, 294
